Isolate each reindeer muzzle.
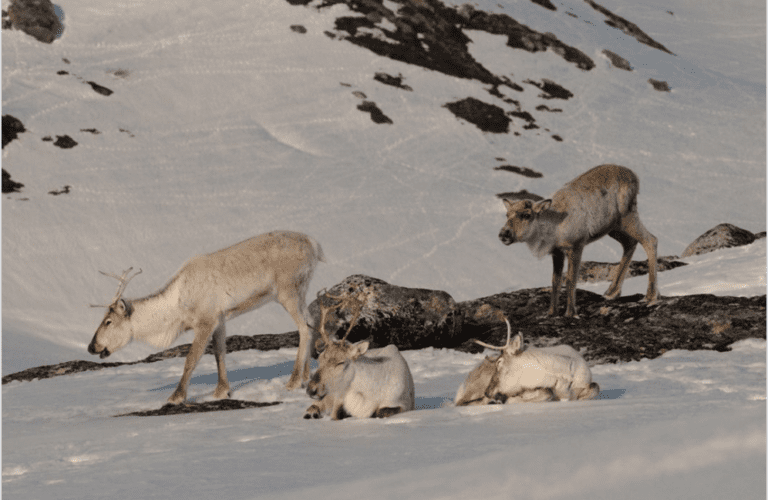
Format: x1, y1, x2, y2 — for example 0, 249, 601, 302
88, 341, 110, 358
498, 229, 515, 245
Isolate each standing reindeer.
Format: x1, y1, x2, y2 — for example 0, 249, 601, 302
457, 319, 599, 405
304, 291, 415, 420
88, 231, 325, 404
499, 164, 659, 317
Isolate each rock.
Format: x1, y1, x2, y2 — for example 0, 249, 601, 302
357, 101, 393, 124
648, 79, 670, 92
681, 223, 758, 258
585, 0, 674, 55
373, 72, 412, 91
493, 165, 543, 178
7, 0, 63, 43
579, 256, 687, 283
496, 189, 544, 202
2, 115, 26, 148
115, 400, 281, 417
602, 49, 632, 71
444, 97, 510, 133
308, 274, 463, 350
524, 79, 573, 100
86, 81, 113, 96
456, 288, 766, 364
53, 135, 77, 148
2, 169, 24, 193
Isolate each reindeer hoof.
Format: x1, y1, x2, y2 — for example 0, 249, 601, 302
167, 394, 185, 405
304, 405, 322, 419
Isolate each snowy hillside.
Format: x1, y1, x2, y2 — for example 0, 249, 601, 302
2, 0, 765, 371
1, 0, 765, 497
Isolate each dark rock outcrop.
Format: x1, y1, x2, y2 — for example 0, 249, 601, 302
444, 97, 510, 133
2, 169, 24, 193
2, 115, 26, 148
586, 0, 674, 55
579, 256, 687, 283
648, 79, 670, 92
115, 400, 281, 417
308, 274, 464, 350
7, 0, 63, 43
457, 288, 765, 365
602, 50, 632, 71
357, 101, 393, 124
681, 223, 760, 258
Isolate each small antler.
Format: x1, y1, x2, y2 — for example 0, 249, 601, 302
473, 318, 513, 351
90, 267, 142, 307
313, 288, 367, 344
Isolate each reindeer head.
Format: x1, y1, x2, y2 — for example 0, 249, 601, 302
306, 289, 366, 399
88, 268, 141, 358
473, 318, 526, 400
498, 198, 552, 245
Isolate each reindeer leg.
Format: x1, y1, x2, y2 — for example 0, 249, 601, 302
604, 230, 638, 300
621, 211, 659, 304
549, 249, 565, 316
280, 293, 312, 391
211, 318, 231, 400
564, 244, 584, 318
168, 319, 216, 404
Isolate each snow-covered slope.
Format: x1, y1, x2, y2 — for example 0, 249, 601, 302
2, 0, 764, 372
2, 0, 765, 497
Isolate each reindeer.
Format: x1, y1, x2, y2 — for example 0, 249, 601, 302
88, 231, 325, 404
499, 164, 659, 317
304, 290, 415, 420
454, 319, 580, 405
458, 319, 599, 404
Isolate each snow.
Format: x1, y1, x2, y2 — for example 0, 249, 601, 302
1, 0, 765, 497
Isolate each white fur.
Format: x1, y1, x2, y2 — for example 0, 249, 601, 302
88, 231, 325, 404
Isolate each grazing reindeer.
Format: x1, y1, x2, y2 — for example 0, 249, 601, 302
88, 231, 325, 404
304, 291, 415, 420
499, 164, 659, 317
462, 319, 599, 403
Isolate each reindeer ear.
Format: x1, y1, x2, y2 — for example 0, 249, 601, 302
507, 333, 524, 355
532, 199, 552, 214
351, 341, 369, 358
315, 338, 327, 352
115, 299, 130, 316
502, 198, 514, 210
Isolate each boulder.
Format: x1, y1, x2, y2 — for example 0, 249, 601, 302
456, 288, 766, 364
308, 274, 463, 350
681, 223, 759, 258
7, 0, 62, 43
578, 256, 687, 283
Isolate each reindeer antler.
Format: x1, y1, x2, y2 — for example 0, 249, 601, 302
473, 318, 513, 351
313, 288, 367, 344
90, 267, 142, 308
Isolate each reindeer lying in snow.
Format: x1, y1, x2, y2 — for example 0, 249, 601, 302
304, 291, 415, 420
87, 231, 325, 404
499, 164, 659, 317
455, 319, 599, 405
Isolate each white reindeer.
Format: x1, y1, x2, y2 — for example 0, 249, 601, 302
304, 291, 415, 420
499, 164, 659, 317
88, 231, 325, 404
460, 319, 599, 403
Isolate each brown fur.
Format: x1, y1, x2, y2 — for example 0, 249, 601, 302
499, 164, 658, 317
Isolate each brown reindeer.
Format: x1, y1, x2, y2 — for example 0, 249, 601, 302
499, 164, 659, 317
